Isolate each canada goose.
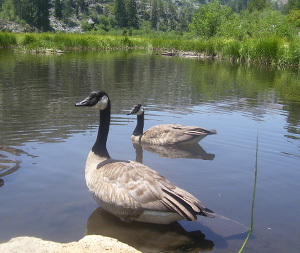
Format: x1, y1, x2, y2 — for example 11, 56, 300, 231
127, 104, 217, 145
75, 91, 215, 224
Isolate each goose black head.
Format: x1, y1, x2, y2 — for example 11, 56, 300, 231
75, 91, 109, 110
127, 104, 144, 116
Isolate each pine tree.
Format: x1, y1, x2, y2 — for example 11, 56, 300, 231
114, 0, 127, 28
54, 0, 63, 19
126, 0, 139, 29
140, 0, 150, 21
22, 0, 51, 31
150, 0, 158, 29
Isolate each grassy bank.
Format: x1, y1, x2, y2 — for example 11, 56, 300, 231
1, 32, 299, 67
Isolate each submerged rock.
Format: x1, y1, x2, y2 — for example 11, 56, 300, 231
0, 235, 140, 253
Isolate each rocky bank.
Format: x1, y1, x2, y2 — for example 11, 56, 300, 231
0, 235, 140, 253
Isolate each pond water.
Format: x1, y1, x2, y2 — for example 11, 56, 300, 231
0, 49, 299, 252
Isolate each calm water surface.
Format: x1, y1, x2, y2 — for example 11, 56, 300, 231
0, 49, 299, 252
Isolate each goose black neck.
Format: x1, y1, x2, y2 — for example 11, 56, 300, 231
133, 112, 144, 136
92, 101, 111, 158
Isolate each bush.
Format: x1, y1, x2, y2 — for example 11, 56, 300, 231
218, 9, 298, 40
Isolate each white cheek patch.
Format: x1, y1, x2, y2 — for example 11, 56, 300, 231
136, 106, 144, 115
93, 95, 108, 110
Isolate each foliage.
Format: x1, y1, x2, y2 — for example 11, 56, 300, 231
150, 0, 158, 30
54, 0, 63, 19
4, 33, 299, 67
22, 0, 51, 31
247, 0, 268, 13
189, 1, 233, 38
0, 0, 299, 35
217, 9, 297, 40
114, 0, 127, 28
286, 0, 300, 11
0, 0, 17, 21
255, 9, 297, 39
227, 0, 248, 13
287, 9, 300, 28
126, 0, 139, 29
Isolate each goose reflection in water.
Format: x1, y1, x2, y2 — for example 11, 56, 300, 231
86, 207, 214, 252
0, 145, 37, 187
133, 142, 215, 162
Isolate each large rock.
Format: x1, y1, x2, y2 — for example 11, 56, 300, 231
0, 235, 141, 253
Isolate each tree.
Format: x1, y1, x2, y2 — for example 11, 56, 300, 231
54, 0, 63, 19
217, 9, 297, 40
76, 0, 88, 16
0, 0, 16, 20
150, 0, 158, 29
126, 0, 139, 29
21, 0, 51, 31
139, 0, 150, 21
178, 12, 188, 33
189, 1, 232, 38
288, 9, 300, 28
61, 0, 73, 22
228, 0, 248, 13
97, 14, 110, 31
286, 0, 300, 11
114, 0, 127, 28
247, 0, 267, 13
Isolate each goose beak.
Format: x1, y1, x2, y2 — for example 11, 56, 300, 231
127, 108, 135, 115
127, 105, 140, 115
75, 97, 91, 106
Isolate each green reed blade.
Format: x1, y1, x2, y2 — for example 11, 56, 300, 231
239, 133, 258, 252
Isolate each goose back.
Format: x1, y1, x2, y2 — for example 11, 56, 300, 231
85, 155, 214, 223
133, 124, 216, 145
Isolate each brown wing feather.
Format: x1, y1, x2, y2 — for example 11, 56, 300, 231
142, 124, 216, 145
92, 160, 214, 220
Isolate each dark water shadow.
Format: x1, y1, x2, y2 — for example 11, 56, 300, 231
133, 142, 215, 163
86, 207, 214, 252
0, 145, 37, 187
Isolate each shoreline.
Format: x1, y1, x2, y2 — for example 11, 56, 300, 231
1, 32, 299, 68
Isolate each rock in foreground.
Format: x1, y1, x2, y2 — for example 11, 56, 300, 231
0, 235, 141, 253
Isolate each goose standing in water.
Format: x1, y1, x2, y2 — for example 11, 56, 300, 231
127, 104, 217, 145
75, 91, 215, 224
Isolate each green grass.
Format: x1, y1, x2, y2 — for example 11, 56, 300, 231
1, 32, 299, 67
239, 133, 259, 252
0, 32, 17, 47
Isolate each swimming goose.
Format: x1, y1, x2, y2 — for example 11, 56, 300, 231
75, 91, 215, 224
127, 104, 217, 145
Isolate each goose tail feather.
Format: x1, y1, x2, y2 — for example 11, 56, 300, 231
161, 188, 215, 220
